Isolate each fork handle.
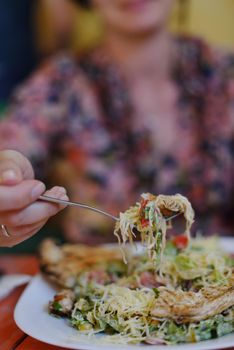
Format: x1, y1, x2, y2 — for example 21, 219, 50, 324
38, 195, 119, 221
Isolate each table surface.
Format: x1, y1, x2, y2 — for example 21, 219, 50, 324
0, 255, 233, 350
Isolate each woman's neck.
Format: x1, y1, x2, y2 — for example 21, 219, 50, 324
104, 29, 174, 81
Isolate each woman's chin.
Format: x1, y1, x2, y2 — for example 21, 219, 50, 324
114, 21, 165, 38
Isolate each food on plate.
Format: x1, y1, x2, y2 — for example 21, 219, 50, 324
114, 193, 194, 269
39, 193, 233, 344
40, 239, 126, 288
40, 237, 234, 344
150, 282, 234, 323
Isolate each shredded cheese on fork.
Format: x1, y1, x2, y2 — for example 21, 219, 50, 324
114, 193, 195, 270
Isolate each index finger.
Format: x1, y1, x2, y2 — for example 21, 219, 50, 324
0, 150, 34, 185
0, 179, 46, 211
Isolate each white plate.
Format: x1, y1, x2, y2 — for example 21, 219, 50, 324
14, 237, 234, 350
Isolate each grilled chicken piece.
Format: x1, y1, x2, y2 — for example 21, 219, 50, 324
151, 280, 234, 323
39, 239, 124, 288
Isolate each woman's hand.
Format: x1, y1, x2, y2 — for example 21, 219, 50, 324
0, 150, 68, 247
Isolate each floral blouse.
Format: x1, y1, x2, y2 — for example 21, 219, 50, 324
0, 36, 233, 242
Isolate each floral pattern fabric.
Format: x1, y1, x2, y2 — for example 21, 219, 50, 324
0, 36, 233, 241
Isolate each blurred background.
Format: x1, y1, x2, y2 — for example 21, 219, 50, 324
0, 0, 233, 254
0, 0, 234, 111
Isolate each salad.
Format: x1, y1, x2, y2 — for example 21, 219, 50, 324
39, 193, 234, 345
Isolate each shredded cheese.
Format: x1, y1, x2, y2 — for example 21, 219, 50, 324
114, 193, 195, 271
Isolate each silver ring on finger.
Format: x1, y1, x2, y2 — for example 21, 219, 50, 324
0, 224, 11, 237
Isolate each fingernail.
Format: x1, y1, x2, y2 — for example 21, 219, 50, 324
59, 194, 69, 208
58, 187, 67, 196
61, 194, 69, 201
0, 170, 18, 183
31, 182, 46, 199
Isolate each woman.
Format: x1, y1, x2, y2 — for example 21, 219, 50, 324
0, 0, 233, 247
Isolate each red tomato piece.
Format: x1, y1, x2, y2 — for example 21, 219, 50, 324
172, 234, 188, 249
141, 218, 149, 227
140, 199, 149, 209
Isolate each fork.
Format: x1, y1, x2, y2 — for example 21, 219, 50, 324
39, 195, 180, 222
